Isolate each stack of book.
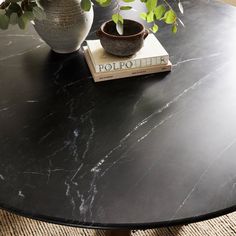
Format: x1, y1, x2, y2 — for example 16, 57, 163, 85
83, 33, 172, 82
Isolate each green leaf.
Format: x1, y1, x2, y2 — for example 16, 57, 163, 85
30, 2, 38, 8
0, 15, 9, 30
172, 24, 178, 33
9, 0, 21, 3
112, 13, 124, 35
96, 0, 106, 4
154, 5, 166, 20
119, 14, 124, 23
112, 13, 123, 24
146, 11, 154, 23
0, 10, 6, 16
33, 6, 46, 21
151, 23, 158, 33
116, 21, 123, 35
9, 12, 18, 25
120, 6, 132, 10
8, 2, 21, 13
163, 9, 176, 24
81, 0, 91, 11
146, 0, 157, 12
18, 15, 28, 29
26, 1, 37, 11
122, 0, 135, 2
140, 12, 147, 21
35, 0, 44, 9
96, 0, 112, 7
112, 13, 119, 24
24, 11, 35, 21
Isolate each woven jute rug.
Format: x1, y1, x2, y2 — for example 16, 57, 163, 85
0, 209, 235, 236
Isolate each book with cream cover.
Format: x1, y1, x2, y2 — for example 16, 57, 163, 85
83, 46, 172, 82
86, 34, 169, 73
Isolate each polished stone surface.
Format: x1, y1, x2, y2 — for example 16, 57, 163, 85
0, 0, 236, 230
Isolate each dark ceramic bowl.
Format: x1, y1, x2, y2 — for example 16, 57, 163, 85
97, 19, 149, 57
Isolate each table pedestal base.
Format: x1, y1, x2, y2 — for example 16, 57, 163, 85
105, 230, 131, 236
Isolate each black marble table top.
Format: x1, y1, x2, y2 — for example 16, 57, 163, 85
0, 0, 236, 230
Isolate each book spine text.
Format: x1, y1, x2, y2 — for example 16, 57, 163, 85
95, 56, 169, 73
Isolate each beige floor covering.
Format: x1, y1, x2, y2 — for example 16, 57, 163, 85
0, 209, 235, 236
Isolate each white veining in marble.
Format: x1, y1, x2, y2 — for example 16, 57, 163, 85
77, 190, 87, 215
137, 114, 174, 142
64, 180, 76, 215
46, 142, 70, 159
18, 191, 25, 198
68, 128, 80, 162
67, 99, 77, 122
91, 62, 227, 175
26, 100, 40, 103
132, 96, 143, 114
23, 171, 46, 176
47, 167, 65, 183
82, 61, 232, 219
100, 113, 175, 177
77, 114, 177, 217
23, 169, 73, 178
63, 80, 83, 89
65, 180, 71, 197
0, 107, 9, 112
42, 112, 55, 120
5, 41, 12, 46
91, 144, 122, 173
38, 130, 54, 144
82, 118, 95, 160
71, 163, 84, 185
0, 44, 45, 62
70, 116, 95, 185
173, 53, 221, 67
87, 173, 98, 218
71, 197, 76, 213
0, 174, 4, 180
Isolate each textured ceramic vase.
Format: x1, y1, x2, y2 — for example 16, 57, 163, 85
34, 0, 94, 53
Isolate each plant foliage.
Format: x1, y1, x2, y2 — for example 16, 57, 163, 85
0, 0, 45, 30
94, 0, 184, 34
0, 0, 184, 34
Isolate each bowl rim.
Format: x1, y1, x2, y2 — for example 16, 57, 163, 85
99, 19, 146, 39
